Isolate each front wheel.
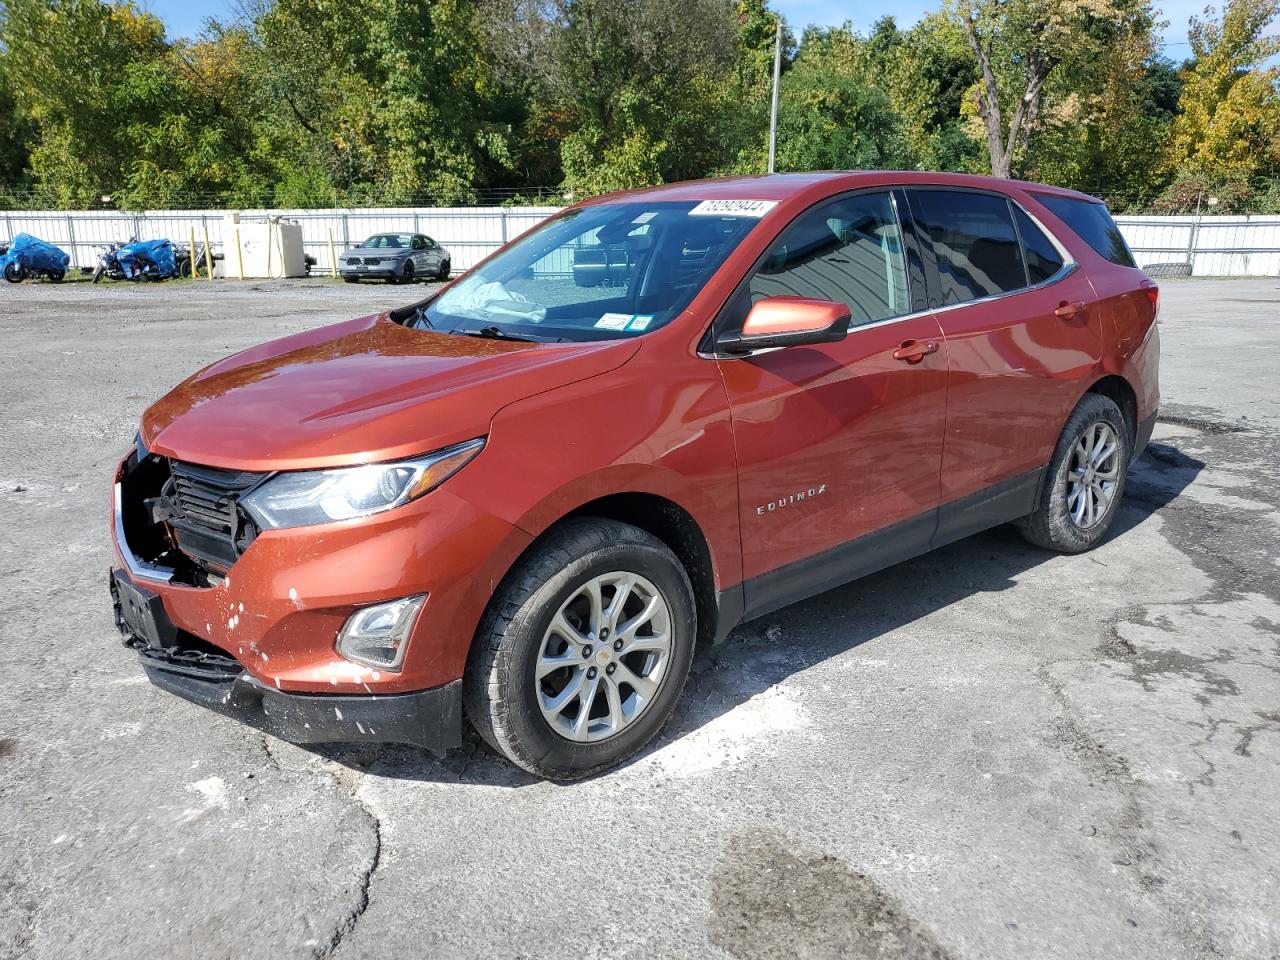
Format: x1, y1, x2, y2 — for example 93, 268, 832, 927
1019, 392, 1131, 553
436, 259, 450, 281
92, 266, 105, 283
465, 518, 696, 780
3, 262, 25, 283
399, 261, 415, 284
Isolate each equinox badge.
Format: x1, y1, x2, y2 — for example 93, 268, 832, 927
757, 484, 827, 516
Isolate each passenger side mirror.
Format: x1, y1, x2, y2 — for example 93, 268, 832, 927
715, 297, 851, 356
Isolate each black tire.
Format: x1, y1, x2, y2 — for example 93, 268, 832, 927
48, 268, 65, 283
437, 259, 450, 281
1018, 392, 1131, 553
3, 262, 25, 283
400, 261, 415, 284
92, 266, 104, 283
465, 518, 697, 781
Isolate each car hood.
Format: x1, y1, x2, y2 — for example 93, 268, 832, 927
140, 314, 640, 471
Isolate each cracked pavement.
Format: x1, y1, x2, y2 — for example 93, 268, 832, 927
1, 277, 1278, 959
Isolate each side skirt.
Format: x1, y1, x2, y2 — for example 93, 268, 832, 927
714, 467, 1046, 634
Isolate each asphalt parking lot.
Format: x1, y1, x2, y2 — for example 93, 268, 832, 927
1, 276, 1278, 960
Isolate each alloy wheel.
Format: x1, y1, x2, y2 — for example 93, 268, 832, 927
1067, 421, 1120, 529
535, 572, 672, 743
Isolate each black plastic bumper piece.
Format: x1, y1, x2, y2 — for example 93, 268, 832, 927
140, 660, 464, 755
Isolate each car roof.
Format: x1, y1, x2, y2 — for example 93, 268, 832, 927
577, 171, 1099, 206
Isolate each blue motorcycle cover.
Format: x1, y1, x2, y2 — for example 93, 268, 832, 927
1, 233, 71, 272
119, 238, 177, 278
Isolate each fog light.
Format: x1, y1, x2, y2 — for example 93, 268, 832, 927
336, 595, 426, 671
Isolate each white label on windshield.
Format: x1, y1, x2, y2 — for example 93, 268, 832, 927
632, 211, 657, 224
628, 315, 654, 331
688, 199, 777, 218
595, 313, 633, 330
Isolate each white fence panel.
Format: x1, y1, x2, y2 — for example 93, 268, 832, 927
0, 206, 560, 272
3, 207, 1280, 276
1114, 215, 1280, 276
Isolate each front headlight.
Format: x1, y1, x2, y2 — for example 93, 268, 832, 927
240, 438, 484, 530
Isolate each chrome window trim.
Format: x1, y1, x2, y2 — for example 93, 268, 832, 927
700, 186, 1080, 360
113, 482, 175, 583
703, 262, 1079, 359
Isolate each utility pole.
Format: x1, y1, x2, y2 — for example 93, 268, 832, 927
767, 17, 781, 174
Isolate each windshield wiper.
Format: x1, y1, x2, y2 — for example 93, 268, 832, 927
454, 325, 539, 343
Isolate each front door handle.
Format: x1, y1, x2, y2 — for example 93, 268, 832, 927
1054, 300, 1087, 319
893, 339, 940, 364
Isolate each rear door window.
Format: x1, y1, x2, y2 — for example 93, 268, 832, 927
1034, 194, 1136, 267
747, 191, 908, 327
908, 190, 1027, 303
1013, 207, 1066, 283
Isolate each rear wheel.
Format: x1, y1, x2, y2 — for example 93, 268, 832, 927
1019, 392, 1131, 553
465, 518, 696, 780
47, 268, 65, 283
3, 262, 25, 283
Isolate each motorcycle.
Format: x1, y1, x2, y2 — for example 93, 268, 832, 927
93, 238, 181, 282
2, 233, 70, 283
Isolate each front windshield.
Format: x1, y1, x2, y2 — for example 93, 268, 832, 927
410, 201, 766, 341
362, 234, 412, 248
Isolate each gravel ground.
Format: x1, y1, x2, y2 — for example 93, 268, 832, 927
1, 277, 1278, 960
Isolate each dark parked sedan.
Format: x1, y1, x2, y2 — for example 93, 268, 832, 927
338, 233, 451, 284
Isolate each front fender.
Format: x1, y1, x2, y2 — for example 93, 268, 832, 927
457, 341, 743, 596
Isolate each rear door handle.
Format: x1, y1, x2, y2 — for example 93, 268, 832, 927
893, 339, 939, 364
1054, 300, 1087, 319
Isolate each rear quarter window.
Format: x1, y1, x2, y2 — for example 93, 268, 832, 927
1034, 194, 1136, 268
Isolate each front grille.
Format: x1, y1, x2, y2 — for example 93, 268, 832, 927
126, 634, 244, 682
169, 461, 265, 569
346, 257, 361, 265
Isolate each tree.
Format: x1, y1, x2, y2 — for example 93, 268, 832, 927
883, 13, 985, 172
1167, 0, 1280, 180
953, 0, 1136, 177
248, 0, 515, 204
1021, 3, 1175, 207
1, 0, 169, 205
484, 0, 742, 194
763, 23, 913, 172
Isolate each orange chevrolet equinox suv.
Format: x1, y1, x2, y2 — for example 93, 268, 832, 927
110, 173, 1160, 779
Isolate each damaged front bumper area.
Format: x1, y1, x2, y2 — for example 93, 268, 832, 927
109, 439, 470, 753
111, 567, 463, 751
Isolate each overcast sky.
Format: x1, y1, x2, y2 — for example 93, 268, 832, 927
139, 0, 1203, 59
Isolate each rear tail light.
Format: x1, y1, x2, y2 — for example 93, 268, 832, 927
1141, 279, 1159, 321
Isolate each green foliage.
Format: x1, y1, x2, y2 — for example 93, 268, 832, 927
767, 24, 913, 172
0, 0, 1276, 210
1167, 0, 1280, 181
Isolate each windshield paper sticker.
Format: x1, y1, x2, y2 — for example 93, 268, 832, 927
688, 199, 777, 218
628, 315, 655, 331
595, 313, 633, 330
631, 211, 658, 224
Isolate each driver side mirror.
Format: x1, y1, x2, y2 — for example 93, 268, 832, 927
715, 297, 851, 356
